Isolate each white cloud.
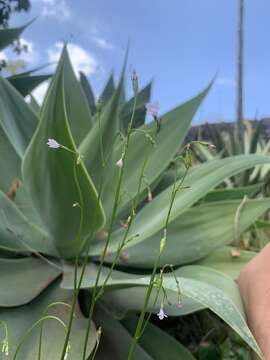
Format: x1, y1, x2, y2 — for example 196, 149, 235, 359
32, 80, 50, 105
19, 38, 39, 64
41, 0, 70, 20
217, 77, 236, 87
48, 42, 98, 76
94, 37, 114, 50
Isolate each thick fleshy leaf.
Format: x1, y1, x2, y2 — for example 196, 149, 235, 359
120, 82, 152, 131
102, 82, 212, 217
194, 246, 256, 280
100, 73, 115, 105
0, 76, 38, 157
107, 198, 270, 268
0, 190, 57, 255
0, 23, 28, 50
80, 60, 126, 187
58, 47, 93, 143
61, 264, 262, 357
0, 126, 21, 193
13, 184, 46, 228
152, 168, 183, 196
253, 219, 270, 230
93, 304, 153, 360
62, 262, 203, 316
0, 257, 60, 306
22, 47, 105, 259
193, 141, 217, 162
8, 74, 51, 96
27, 94, 40, 114
95, 155, 270, 255
80, 71, 97, 115
0, 281, 96, 359
102, 284, 204, 317
122, 316, 196, 360
202, 183, 263, 202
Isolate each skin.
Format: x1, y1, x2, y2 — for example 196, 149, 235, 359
238, 243, 270, 360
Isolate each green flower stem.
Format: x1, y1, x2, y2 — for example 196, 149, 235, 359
127, 253, 161, 360
128, 151, 191, 359
60, 154, 85, 360
14, 315, 68, 360
38, 302, 71, 360
82, 85, 139, 360
95, 155, 150, 301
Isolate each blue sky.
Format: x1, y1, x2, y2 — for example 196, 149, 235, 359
6, 0, 270, 124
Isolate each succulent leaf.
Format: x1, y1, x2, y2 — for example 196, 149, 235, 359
0, 23, 29, 51
120, 82, 152, 132
122, 315, 196, 360
194, 246, 256, 279
98, 155, 270, 255
108, 198, 270, 268
22, 47, 105, 259
102, 81, 212, 217
80, 58, 127, 188
80, 71, 97, 115
62, 264, 262, 358
0, 257, 60, 306
8, 74, 51, 97
0, 190, 57, 255
0, 126, 21, 194
59, 47, 94, 143
100, 73, 115, 105
0, 281, 97, 359
0, 76, 38, 157
93, 304, 152, 360
202, 183, 263, 202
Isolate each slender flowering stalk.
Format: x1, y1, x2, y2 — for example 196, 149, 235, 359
82, 70, 141, 359
60, 153, 84, 360
128, 146, 192, 360
13, 315, 70, 360
92, 155, 151, 306
38, 302, 71, 360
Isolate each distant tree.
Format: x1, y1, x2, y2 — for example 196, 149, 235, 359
0, 0, 31, 28
0, 0, 31, 73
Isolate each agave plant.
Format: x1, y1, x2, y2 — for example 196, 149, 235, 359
0, 21, 50, 96
1, 45, 270, 359
192, 120, 270, 193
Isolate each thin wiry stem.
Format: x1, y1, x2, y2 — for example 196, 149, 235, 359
82, 82, 139, 360
60, 154, 85, 360
127, 151, 191, 359
14, 315, 68, 360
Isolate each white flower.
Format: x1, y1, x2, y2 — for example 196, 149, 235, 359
146, 102, 159, 117
47, 138, 60, 149
116, 158, 123, 168
157, 308, 168, 320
